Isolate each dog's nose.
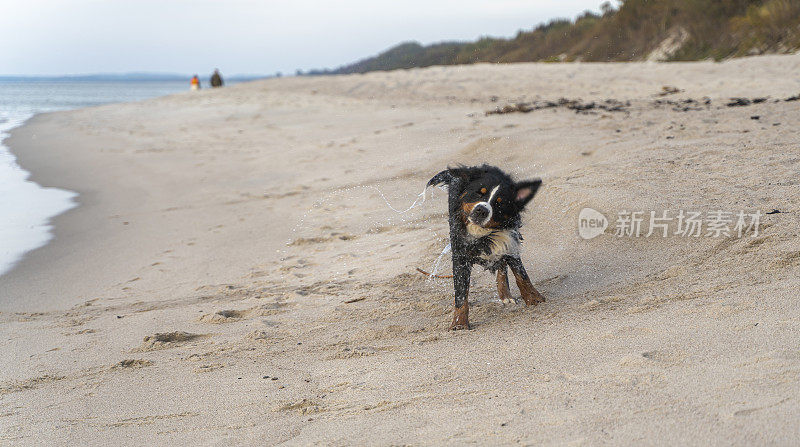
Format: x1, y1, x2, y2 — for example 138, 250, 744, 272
470, 204, 490, 223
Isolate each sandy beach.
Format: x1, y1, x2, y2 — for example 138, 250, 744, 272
2, 55, 800, 444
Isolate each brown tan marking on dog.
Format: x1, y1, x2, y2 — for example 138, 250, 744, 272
512, 269, 545, 306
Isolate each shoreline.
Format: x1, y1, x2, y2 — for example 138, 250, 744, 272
0, 80, 192, 309
0, 91, 297, 312
0, 81, 251, 312
2, 112, 93, 311
2, 57, 800, 444
0, 112, 78, 280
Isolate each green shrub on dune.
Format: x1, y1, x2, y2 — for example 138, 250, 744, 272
317, 0, 800, 75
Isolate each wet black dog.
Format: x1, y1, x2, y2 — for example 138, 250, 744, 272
428, 165, 543, 329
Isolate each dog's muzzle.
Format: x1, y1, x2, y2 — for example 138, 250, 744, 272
469, 203, 492, 226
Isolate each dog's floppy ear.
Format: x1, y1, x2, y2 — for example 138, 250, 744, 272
514, 179, 542, 209
427, 170, 453, 188
427, 167, 469, 188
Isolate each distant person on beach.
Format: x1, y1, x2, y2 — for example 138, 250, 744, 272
191, 74, 201, 91
210, 69, 224, 88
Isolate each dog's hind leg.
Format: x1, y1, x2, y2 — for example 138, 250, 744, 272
507, 257, 545, 306
496, 262, 516, 304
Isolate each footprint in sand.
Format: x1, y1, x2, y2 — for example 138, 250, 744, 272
113, 359, 153, 369
133, 331, 206, 352
275, 398, 326, 415
289, 233, 358, 246
199, 309, 249, 324
0, 375, 66, 395
247, 330, 272, 342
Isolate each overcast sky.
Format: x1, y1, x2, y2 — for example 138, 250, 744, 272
1, 0, 604, 76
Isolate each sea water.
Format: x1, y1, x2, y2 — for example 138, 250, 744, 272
0, 80, 188, 275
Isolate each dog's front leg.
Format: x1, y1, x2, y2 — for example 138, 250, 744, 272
445, 177, 472, 330
507, 257, 545, 306
496, 262, 515, 304
451, 252, 472, 330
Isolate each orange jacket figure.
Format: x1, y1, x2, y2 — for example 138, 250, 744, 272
191, 75, 201, 90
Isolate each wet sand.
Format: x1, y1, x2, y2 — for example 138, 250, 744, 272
2, 55, 800, 444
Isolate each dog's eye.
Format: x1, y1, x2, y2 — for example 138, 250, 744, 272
480, 187, 487, 194
497, 197, 502, 203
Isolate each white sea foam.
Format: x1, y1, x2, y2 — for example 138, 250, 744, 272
0, 112, 78, 275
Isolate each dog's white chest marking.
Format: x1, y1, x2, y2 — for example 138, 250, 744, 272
466, 227, 520, 263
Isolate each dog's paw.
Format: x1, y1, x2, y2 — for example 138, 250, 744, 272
522, 291, 545, 306
450, 322, 471, 331
450, 305, 470, 330
497, 291, 517, 305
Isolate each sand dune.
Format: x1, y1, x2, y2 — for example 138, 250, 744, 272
2, 55, 800, 444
